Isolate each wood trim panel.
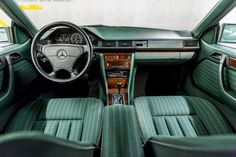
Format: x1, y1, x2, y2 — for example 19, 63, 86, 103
229, 57, 236, 68
107, 78, 128, 88
104, 52, 132, 105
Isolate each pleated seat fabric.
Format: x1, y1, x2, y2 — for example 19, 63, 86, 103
7, 98, 103, 145
102, 105, 144, 157
134, 96, 232, 142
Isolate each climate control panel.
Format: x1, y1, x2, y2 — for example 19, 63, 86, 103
104, 53, 131, 70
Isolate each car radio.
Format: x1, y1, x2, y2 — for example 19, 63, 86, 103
106, 71, 128, 78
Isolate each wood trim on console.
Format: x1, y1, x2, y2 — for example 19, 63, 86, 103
104, 52, 132, 105
107, 78, 128, 88
229, 57, 236, 68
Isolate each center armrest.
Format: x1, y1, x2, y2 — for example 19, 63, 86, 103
101, 105, 144, 157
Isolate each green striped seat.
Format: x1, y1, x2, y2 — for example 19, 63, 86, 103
6, 98, 103, 145
134, 96, 232, 142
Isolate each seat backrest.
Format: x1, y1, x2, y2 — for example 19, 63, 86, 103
0, 132, 99, 157
148, 135, 236, 157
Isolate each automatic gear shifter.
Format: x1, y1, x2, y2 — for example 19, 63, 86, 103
112, 82, 124, 104
116, 82, 122, 94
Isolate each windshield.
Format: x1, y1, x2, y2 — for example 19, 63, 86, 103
16, 0, 219, 31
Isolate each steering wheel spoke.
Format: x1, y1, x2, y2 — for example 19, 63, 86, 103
48, 71, 56, 78
82, 45, 90, 53
35, 43, 44, 52
70, 71, 78, 78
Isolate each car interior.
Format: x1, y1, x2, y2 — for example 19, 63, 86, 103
1, 0, 236, 157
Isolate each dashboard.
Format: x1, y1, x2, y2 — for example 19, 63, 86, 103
44, 26, 200, 64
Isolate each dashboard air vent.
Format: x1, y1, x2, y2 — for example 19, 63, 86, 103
183, 40, 198, 47
118, 41, 132, 47
135, 41, 148, 48
102, 41, 116, 47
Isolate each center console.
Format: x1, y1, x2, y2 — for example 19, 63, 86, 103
102, 53, 133, 105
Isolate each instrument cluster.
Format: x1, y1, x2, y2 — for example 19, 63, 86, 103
51, 29, 85, 44
47, 27, 100, 47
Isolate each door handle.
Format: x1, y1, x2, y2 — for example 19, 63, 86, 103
209, 52, 223, 61
218, 54, 236, 104
9, 53, 21, 62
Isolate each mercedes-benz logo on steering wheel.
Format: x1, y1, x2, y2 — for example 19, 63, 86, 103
57, 49, 68, 60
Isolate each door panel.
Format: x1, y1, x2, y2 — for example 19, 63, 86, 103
0, 56, 14, 111
228, 68, 236, 93
13, 60, 38, 95
193, 59, 220, 98
0, 40, 38, 109
0, 70, 3, 91
193, 40, 236, 110
193, 59, 236, 97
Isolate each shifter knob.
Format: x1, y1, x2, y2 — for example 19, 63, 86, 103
116, 82, 122, 94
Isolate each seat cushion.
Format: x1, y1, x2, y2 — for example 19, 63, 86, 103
6, 98, 103, 145
134, 96, 232, 142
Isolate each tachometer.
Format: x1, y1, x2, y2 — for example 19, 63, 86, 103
70, 33, 84, 44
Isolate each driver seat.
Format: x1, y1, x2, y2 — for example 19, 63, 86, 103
6, 98, 103, 145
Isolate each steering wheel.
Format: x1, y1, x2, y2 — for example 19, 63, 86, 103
31, 22, 93, 83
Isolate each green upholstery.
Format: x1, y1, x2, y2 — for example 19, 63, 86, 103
7, 98, 103, 145
134, 96, 232, 142
0, 132, 97, 157
228, 68, 236, 93
193, 60, 220, 98
0, 70, 3, 92
101, 105, 144, 157
13, 60, 38, 91
148, 135, 236, 157
193, 59, 236, 98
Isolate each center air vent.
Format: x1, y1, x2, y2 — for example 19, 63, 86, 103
135, 41, 148, 48
183, 40, 198, 47
118, 41, 132, 47
102, 41, 116, 47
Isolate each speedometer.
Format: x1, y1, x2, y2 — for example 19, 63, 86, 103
70, 33, 84, 44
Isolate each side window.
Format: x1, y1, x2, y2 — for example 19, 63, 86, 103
219, 7, 236, 48
0, 8, 12, 48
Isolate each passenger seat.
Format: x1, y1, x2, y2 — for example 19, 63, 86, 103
134, 96, 234, 157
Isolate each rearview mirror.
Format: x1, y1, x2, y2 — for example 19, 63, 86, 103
220, 24, 236, 43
